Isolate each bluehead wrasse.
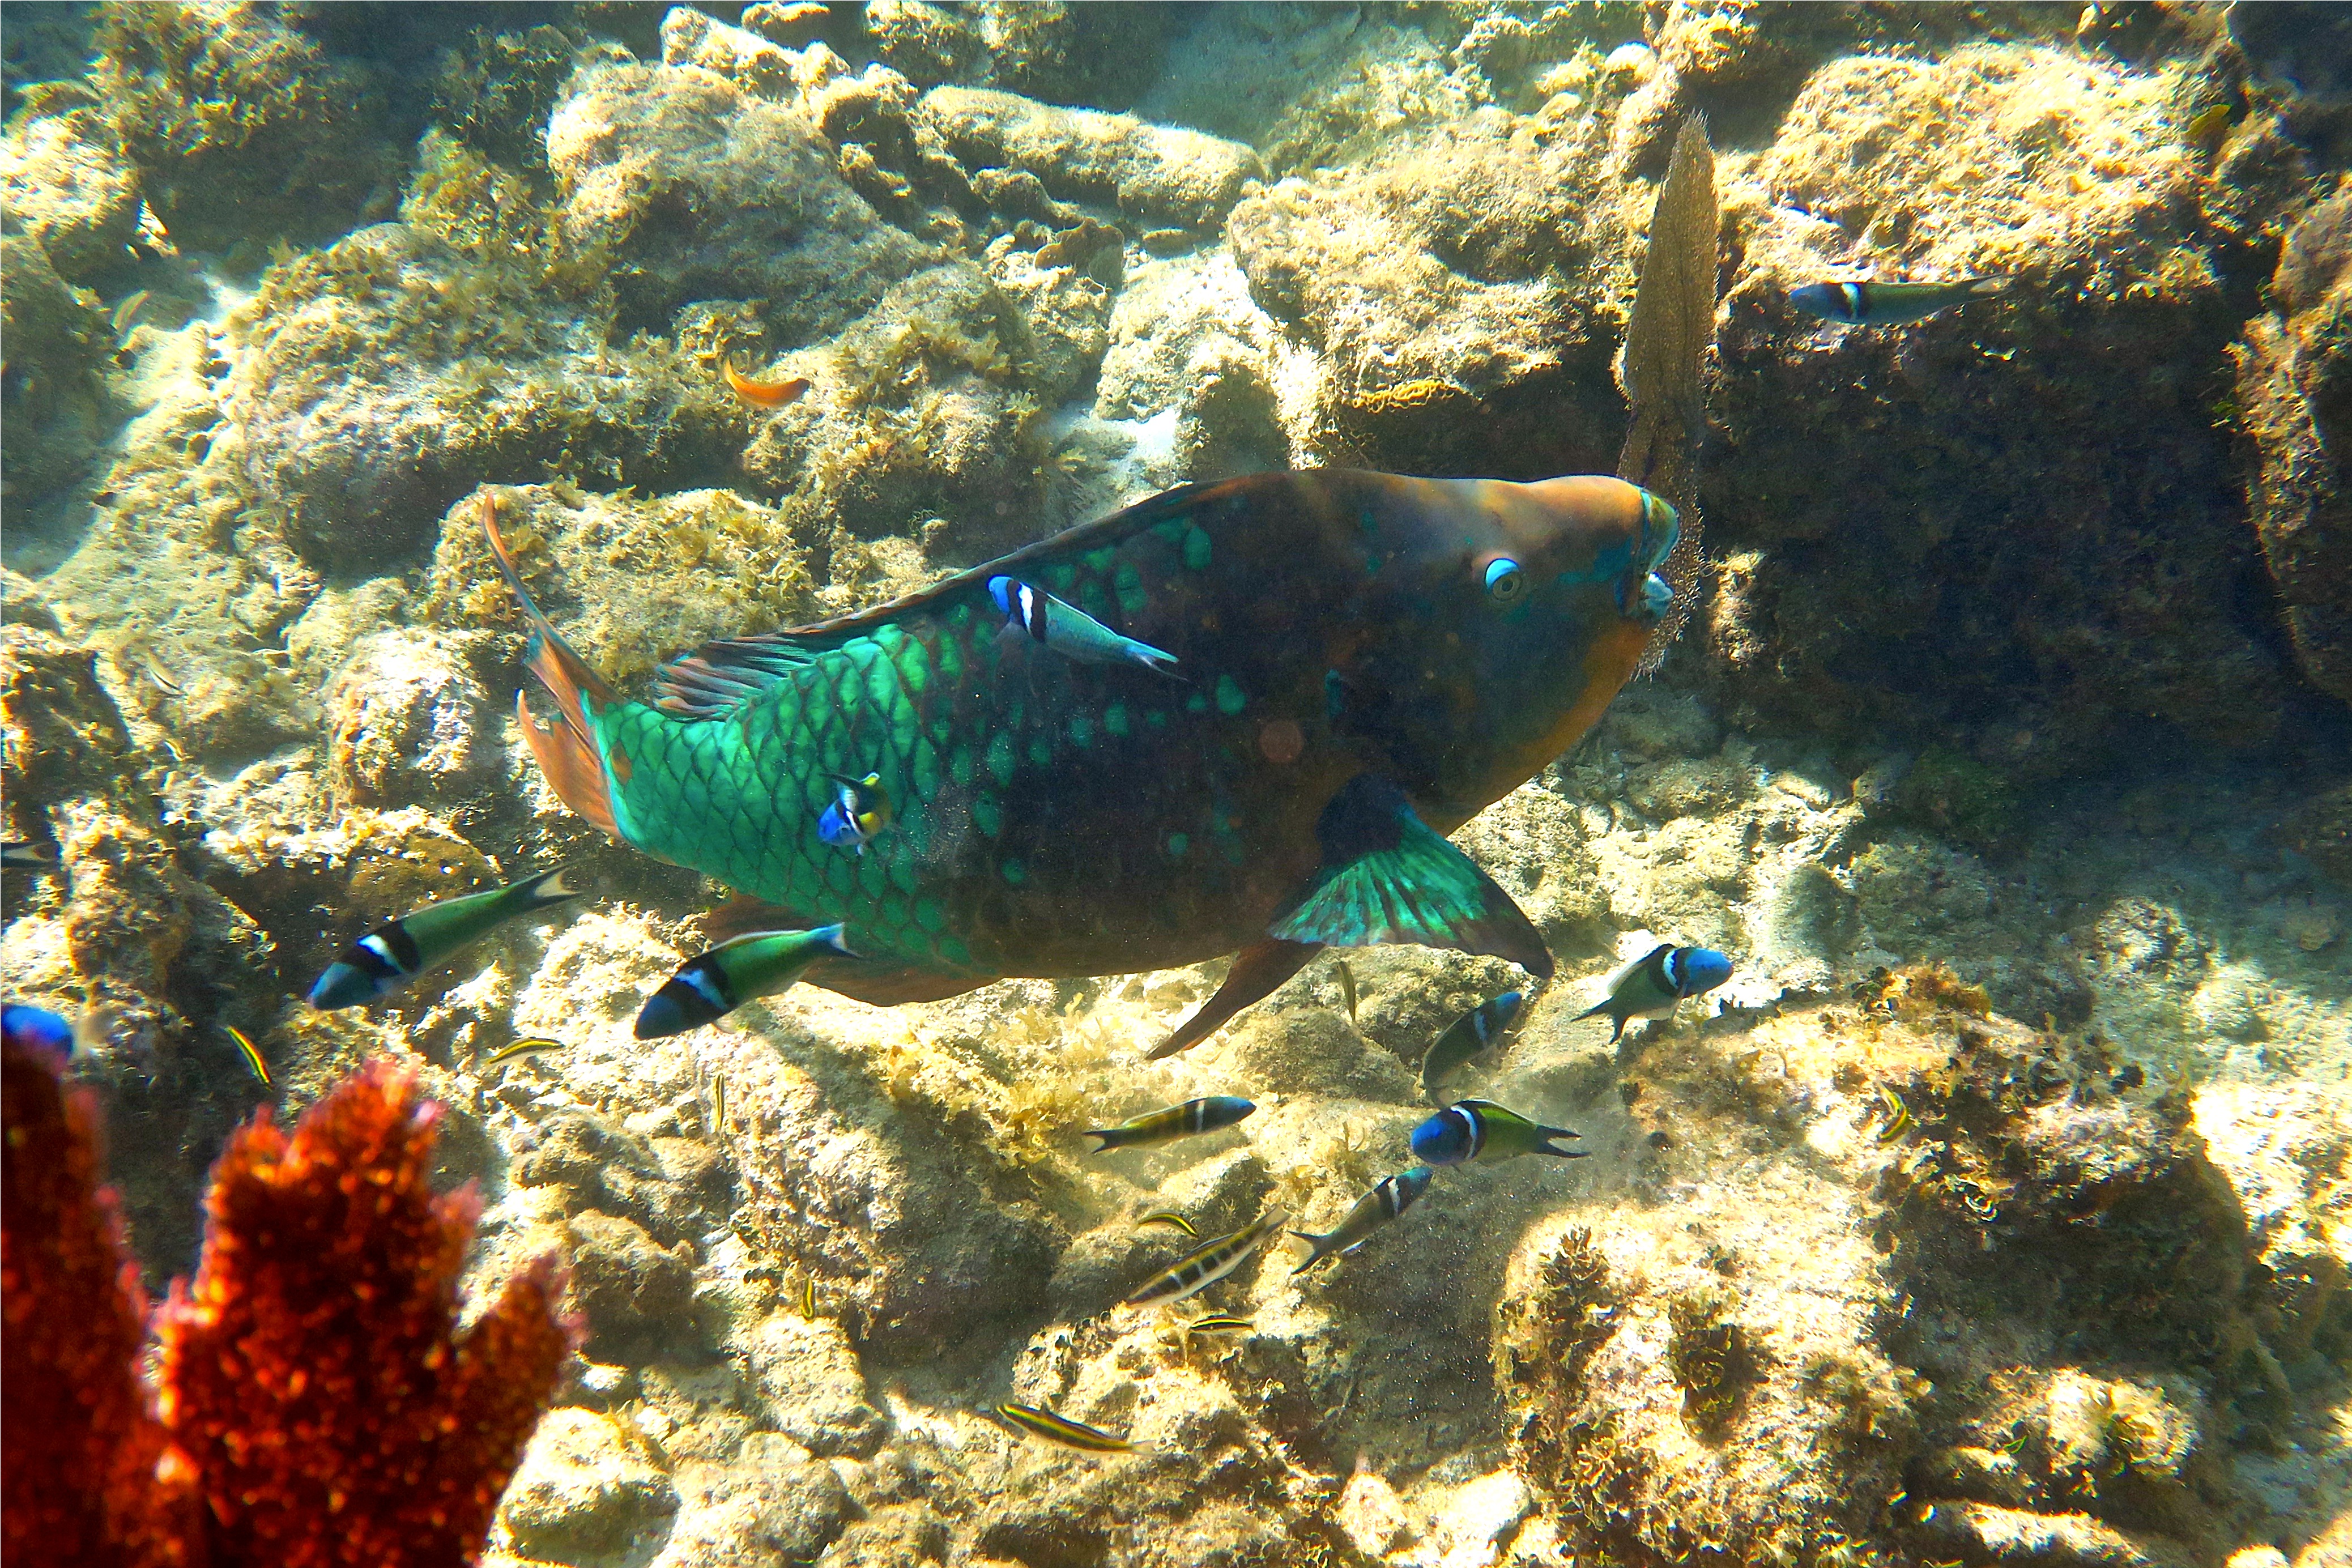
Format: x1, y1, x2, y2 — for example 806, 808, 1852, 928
2, 1003, 75, 1058
1419, 990, 1525, 1105
995, 1400, 1132, 1454
1137, 1210, 1198, 1235
1084, 1095, 1255, 1152
1573, 944, 1732, 1043
1334, 958, 1357, 1021
721, 353, 811, 410
1292, 1166, 1434, 1273
225, 1025, 271, 1087
1122, 1208, 1288, 1307
1873, 1085, 1914, 1143
633, 924, 856, 1039
1408, 1100, 1582, 1167
2, 841, 57, 871
816, 771, 892, 855
485, 1036, 565, 1066
988, 575, 1182, 678
1788, 278, 2010, 327
309, 865, 583, 1009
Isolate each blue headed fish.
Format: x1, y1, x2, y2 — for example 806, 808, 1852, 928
634, 924, 855, 1039
1419, 990, 1526, 1105
816, 770, 893, 855
1122, 1208, 1289, 1307
1292, 1165, 1434, 1272
1409, 1100, 1583, 1166
990, 575, 1182, 678
1574, 944, 1733, 1043
1788, 278, 2009, 326
3, 1003, 75, 1059
485, 462, 1681, 1059
308, 866, 582, 1009
1084, 1094, 1255, 1152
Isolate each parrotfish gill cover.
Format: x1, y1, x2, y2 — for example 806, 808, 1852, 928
489, 470, 1675, 1047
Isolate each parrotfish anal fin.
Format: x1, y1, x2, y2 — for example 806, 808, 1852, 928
1269, 774, 1554, 979
1146, 938, 1322, 1060
482, 493, 623, 840
700, 894, 987, 1006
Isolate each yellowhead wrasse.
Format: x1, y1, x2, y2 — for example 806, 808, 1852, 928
485, 1035, 565, 1066
1136, 1210, 1197, 1236
1872, 1085, 1914, 1143
1122, 1208, 1288, 1308
800, 1275, 817, 1319
995, 1400, 1132, 1453
225, 1025, 271, 1087
722, 353, 811, 410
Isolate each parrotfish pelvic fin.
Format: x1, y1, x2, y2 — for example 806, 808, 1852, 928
483, 491, 623, 841
1147, 937, 1321, 1060
1268, 775, 1553, 978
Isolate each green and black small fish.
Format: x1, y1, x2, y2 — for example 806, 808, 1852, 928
1084, 1095, 1255, 1152
1418, 989, 1524, 1104
634, 924, 855, 1038
1573, 944, 1732, 1043
996, 1400, 1132, 1453
308, 866, 583, 1009
1409, 1100, 1582, 1166
1292, 1166, 1434, 1273
1788, 278, 2009, 326
1123, 1208, 1289, 1307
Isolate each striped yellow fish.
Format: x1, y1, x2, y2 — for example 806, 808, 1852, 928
1136, 1210, 1197, 1236
1122, 1209, 1288, 1308
1873, 1085, 1913, 1143
485, 1035, 565, 1066
225, 1025, 271, 1088
1184, 1313, 1254, 1336
995, 1401, 1131, 1453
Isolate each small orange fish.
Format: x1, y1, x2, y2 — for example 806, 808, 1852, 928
722, 355, 811, 410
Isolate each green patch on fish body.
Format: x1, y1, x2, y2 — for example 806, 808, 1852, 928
490, 469, 1677, 1048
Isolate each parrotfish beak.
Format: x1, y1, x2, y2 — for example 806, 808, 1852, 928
1409, 1110, 1473, 1167
1680, 949, 1734, 996
306, 963, 379, 1011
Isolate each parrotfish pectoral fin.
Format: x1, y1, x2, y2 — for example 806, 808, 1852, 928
482, 492, 624, 841
1268, 775, 1553, 979
1146, 938, 1322, 1060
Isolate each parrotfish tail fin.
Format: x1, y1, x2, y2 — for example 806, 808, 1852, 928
482, 491, 624, 841
1535, 1126, 1588, 1160
1268, 776, 1554, 979
1147, 937, 1321, 1060
502, 864, 586, 914
1289, 1231, 1343, 1275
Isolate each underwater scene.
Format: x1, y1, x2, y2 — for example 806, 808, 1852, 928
2, 2, 2349, 1566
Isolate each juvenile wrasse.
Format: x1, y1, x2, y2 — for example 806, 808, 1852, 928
1292, 1166, 1433, 1273
1873, 1085, 1914, 1143
996, 1400, 1131, 1453
721, 354, 811, 409
225, 1025, 271, 1087
1184, 1313, 1253, 1336
1333, 957, 1357, 1021
1123, 1209, 1288, 1307
1137, 1210, 1198, 1235
1084, 1096, 1255, 1152
485, 1036, 565, 1066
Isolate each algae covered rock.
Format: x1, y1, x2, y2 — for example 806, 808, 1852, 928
569, 1209, 702, 1364
497, 1406, 680, 1565
918, 84, 1262, 231
321, 629, 496, 815
0, 229, 111, 504
0, 104, 140, 284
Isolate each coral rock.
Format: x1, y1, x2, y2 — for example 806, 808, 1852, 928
566, 1209, 700, 1362
495, 1406, 679, 1563
322, 629, 495, 813
0, 105, 141, 284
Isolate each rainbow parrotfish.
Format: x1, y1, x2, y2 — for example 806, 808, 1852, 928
484, 470, 1679, 1056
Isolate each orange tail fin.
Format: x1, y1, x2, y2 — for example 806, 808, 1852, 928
482, 491, 623, 842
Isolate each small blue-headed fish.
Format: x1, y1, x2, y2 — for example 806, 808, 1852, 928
1122, 1208, 1288, 1307
224, 1025, 271, 1087
989, 575, 1182, 678
1419, 990, 1525, 1105
1137, 1209, 1198, 1235
3, 1003, 75, 1059
1574, 944, 1732, 1043
486, 1036, 565, 1067
634, 923, 855, 1039
816, 771, 892, 855
309, 866, 583, 1009
1788, 278, 2009, 326
1409, 1100, 1582, 1167
1084, 1094, 1255, 1152
1292, 1165, 1434, 1273
995, 1400, 1132, 1454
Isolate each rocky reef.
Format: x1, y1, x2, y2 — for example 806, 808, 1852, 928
3, 4, 2347, 1567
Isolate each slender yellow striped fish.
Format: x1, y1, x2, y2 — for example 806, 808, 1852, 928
225, 1025, 271, 1087
1137, 1210, 1197, 1235
485, 1036, 564, 1066
1184, 1313, 1254, 1337
1334, 957, 1357, 1021
995, 1401, 1131, 1453
711, 1075, 727, 1134
1122, 1209, 1288, 1307
800, 1275, 817, 1318
1873, 1085, 1913, 1143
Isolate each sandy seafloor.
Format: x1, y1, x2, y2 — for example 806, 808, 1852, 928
3, 3, 2350, 1566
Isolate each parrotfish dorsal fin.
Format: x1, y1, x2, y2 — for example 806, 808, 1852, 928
1268, 775, 1554, 979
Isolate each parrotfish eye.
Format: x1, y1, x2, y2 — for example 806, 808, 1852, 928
1482, 557, 1526, 602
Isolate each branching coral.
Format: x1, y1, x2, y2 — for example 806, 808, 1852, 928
0, 1039, 573, 1568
